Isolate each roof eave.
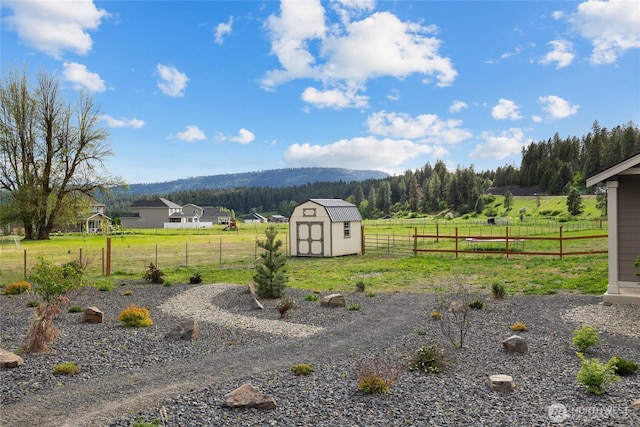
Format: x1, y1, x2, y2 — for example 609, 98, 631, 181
586, 153, 640, 187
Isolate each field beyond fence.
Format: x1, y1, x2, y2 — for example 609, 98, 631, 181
0, 220, 608, 285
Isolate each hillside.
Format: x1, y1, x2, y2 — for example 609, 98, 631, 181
127, 167, 389, 195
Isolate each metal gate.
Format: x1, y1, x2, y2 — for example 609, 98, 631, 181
296, 221, 324, 256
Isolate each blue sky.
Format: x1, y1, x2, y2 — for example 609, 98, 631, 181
2, 0, 639, 184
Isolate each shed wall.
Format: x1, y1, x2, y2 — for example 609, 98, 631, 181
618, 175, 640, 284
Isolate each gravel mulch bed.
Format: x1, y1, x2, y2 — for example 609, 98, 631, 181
1, 282, 639, 427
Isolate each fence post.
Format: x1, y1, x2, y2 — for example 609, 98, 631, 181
455, 227, 459, 259
106, 238, 111, 276
559, 226, 563, 259
413, 227, 417, 256
436, 223, 439, 243
505, 226, 509, 259
101, 247, 105, 275
23, 249, 27, 279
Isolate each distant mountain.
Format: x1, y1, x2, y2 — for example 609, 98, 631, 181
126, 167, 389, 195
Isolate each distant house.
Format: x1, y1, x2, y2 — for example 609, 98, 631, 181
85, 203, 111, 233
243, 213, 268, 224
120, 198, 212, 229
202, 207, 232, 224
289, 199, 362, 257
268, 215, 287, 223
587, 152, 640, 305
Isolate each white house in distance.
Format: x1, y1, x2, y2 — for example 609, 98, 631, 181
587, 152, 640, 305
289, 199, 362, 257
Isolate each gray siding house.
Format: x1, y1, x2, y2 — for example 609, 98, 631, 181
587, 152, 640, 304
289, 199, 362, 257
120, 198, 184, 229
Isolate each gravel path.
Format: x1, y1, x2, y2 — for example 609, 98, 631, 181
1, 283, 639, 427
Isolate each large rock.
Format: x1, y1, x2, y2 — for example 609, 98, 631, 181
321, 294, 345, 308
165, 320, 200, 341
502, 335, 528, 353
0, 349, 24, 369
225, 383, 276, 410
489, 374, 515, 392
82, 307, 103, 324
630, 398, 640, 411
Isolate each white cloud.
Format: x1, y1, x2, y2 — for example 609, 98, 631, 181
552, 10, 564, 20
449, 100, 468, 113
569, 0, 640, 64
540, 39, 575, 68
491, 99, 522, 120
532, 115, 543, 123
470, 128, 527, 160
301, 87, 368, 109
230, 128, 255, 144
386, 89, 400, 101
176, 125, 206, 142
2, 0, 108, 58
284, 136, 434, 171
366, 111, 472, 144
102, 115, 145, 128
156, 64, 189, 97
538, 95, 580, 119
262, 2, 457, 93
214, 16, 233, 44
62, 62, 106, 92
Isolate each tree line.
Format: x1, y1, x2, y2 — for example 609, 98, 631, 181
103, 119, 639, 221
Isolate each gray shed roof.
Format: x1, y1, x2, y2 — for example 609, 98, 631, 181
309, 199, 362, 222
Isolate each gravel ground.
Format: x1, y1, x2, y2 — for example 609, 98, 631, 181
1, 282, 639, 427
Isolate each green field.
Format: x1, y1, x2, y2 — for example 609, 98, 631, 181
0, 195, 614, 297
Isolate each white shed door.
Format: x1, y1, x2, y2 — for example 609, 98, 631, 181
296, 222, 324, 256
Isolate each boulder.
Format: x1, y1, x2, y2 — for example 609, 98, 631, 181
225, 383, 276, 410
630, 398, 640, 411
489, 374, 515, 392
502, 335, 528, 353
0, 349, 24, 369
251, 297, 264, 310
82, 306, 103, 324
165, 320, 200, 341
321, 294, 345, 308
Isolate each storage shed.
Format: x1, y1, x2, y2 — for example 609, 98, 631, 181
289, 199, 362, 257
586, 152, 640, 305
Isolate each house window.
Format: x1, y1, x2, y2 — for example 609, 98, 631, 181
344, 222, 350, 238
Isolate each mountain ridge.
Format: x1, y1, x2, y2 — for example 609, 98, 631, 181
126, 167, 389, 195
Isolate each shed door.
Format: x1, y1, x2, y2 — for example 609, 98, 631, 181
296, 222, 324, 256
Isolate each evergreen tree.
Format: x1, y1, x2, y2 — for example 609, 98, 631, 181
254, 226, 287, 298
567, 188, 584, 216
503, 190, 513, 211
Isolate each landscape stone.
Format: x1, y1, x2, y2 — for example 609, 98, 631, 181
502, 335, 528, 353
165, 320, 200, 340
489, 374, 515, 391
251, 297, 264, 310
321, 294, 345, 308
0, 349, 24, 369
630, 398, 640, 411
225, 383, 277, 410
82, 306, 103, 324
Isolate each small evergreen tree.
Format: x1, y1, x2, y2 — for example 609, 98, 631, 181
567, 187, 584, 216
254, 226, 287, 298
503, 190, 513, 211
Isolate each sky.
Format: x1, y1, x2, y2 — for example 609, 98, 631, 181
1, 0, 639, 185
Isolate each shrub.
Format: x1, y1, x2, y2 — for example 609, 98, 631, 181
416, 327, 427, 336
609, 356, 638, 376
189, 273, 202, 284
491, 283, 506, 299
254, 226, 287, 298
435, 285, 473, 349
468, 299, 484, 310
27, 300, 40, 308
511, 322, 528, 332
67, 306, 82, 313
355, 354, 402, 395
355, 280, 366, 293
576, 352, 620, 395
143, 263, 165, 284
572, 325, 599, 351
407, 344, 449, 374
365, 292, 375, 298
3, 280, 31, 295
348, 303, 361, 311
118, 304, 153, 327
430, 310, 442, 320
290, 363, 314, 376
52, 362, 80, 376
123, 290, 133, 296
304, 293, 319, 302
275, 295, 297, 319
